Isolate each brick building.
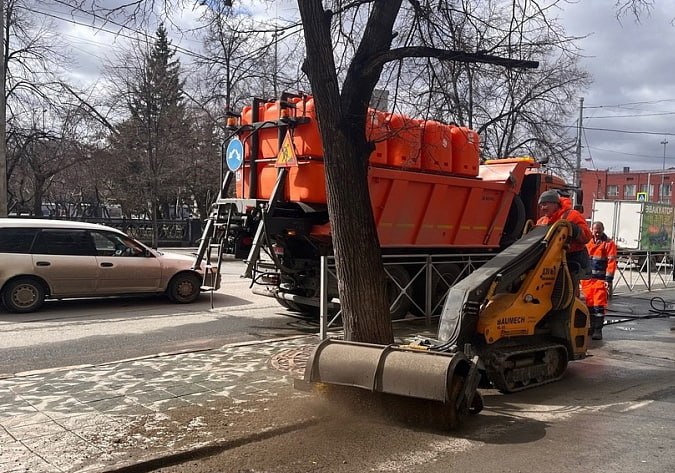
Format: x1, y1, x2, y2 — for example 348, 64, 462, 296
578, 167, 674, 219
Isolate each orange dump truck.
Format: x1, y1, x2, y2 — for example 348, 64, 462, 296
215, 92, 569, 318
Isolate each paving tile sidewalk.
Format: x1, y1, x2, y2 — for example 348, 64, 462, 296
0, 335, 318, 473
1, 288, 673, 473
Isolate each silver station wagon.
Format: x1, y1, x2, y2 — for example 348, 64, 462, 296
0, 219, 219, 313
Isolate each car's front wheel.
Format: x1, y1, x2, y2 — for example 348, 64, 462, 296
2, 277, 46, 313
167, 273, 201, 304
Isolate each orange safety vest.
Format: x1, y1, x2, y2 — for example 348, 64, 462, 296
581, 234, 617, 309
586, 234, 617, 281
537, 206, 592, 253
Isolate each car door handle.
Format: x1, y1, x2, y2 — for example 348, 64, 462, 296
35, 261, 51, 266
100, 262, 114, 267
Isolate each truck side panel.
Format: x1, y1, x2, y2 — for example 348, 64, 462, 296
369, 166, 520, 248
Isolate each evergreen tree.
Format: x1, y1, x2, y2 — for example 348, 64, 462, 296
110, 24, 190, 246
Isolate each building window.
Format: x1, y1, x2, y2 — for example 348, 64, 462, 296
607, 185, 619, 197
661, 183, 672, 203
624, 184, 636, 197
639, 184, 654, 196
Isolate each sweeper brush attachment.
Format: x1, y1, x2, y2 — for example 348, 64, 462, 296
296, 339, 483, 429
296, 222, 592, 428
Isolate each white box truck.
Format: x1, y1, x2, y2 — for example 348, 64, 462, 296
591, 200, 674, 251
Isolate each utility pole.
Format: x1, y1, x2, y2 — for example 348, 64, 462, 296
0, 2, 7, 217
661, 138, 668, 204
574, 97, 584, 206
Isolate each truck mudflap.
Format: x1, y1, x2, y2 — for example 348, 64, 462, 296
298, 338, 483, 428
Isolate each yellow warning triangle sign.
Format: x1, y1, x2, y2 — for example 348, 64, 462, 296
275, 133, 298, 168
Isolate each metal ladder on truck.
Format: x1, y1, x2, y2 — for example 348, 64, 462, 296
192, 167, 289, 303
241, 167, 288, 279
192, 171, 236, 305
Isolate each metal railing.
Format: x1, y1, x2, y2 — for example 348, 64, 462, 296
316, 253, 494, 338
314, 249, 675, 339
36, 216, 204, 247
612, 250, 674, 294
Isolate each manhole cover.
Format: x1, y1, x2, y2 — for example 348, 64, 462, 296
269, 345, 315, 377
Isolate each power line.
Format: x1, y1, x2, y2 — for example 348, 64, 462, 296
584, 99, 675, 109
582, 126, 675, 137
585, 111, 675, 119
586, 145, 669, 159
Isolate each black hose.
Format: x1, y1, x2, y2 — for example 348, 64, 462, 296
604, 296, 674, 325
648, 296, 675, 317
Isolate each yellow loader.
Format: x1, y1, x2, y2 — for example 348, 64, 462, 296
299, 220, 591, 428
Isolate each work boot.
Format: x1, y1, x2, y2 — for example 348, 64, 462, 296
591, 313, 604, 340
587, 307, 598, 337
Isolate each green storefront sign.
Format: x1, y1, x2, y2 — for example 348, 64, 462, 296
640, 203, 674, 251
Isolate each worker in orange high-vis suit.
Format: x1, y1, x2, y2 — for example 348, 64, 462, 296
536, 190, 592, 291
580, 221, 617, 340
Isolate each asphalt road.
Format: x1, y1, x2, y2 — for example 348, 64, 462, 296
0, 259, 317, 376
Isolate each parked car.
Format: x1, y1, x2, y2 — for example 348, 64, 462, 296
0, 218, 220, 313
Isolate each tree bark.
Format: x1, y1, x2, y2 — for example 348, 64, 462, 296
297, 0, 403, 344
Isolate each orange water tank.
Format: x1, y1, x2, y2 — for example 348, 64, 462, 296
366, 109, 388, 165
286, 96, 303, 117
450, 126, 479, 176
235, 161, 279, 200
292, 97, 324, 157
241, 105, 253, 125
288, 160, 327, 203
421, 121, 452, 172
241, 104, 264, 161
259, 101, 281, 158
385, 113, 422, 169
241, 104, 263, 125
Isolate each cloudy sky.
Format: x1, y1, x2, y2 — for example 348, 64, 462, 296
560, 0, 675, 172
32, 0, 675, 172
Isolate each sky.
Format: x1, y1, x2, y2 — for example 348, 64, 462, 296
29, 0, 675, 173
559, 0, 675, 172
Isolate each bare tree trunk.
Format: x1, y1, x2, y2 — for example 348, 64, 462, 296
32, 175, 45, 217
298, 0, 403, 344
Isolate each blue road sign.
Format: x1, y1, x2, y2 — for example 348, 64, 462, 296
226, 138, 244, 171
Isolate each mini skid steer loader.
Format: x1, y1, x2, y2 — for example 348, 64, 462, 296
299, 220, 591, 428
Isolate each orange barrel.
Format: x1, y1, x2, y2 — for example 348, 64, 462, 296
450, 126, 480, 176
260, 101, 280, 158
241, 104, 262, 125
293, 97, 324, 157
241, 105, 252, 124
235, 161, 277, 199
421, 120, 452, 172
257, 162, 283, 200
241, 104, 264, 160
365, 108, 388, 165
286, 96, 303, 118
385, 113, 422, 169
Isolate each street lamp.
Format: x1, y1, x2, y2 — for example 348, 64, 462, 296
661, 138, 668, 203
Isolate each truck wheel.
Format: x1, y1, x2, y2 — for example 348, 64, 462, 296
500, 195, 526, 247
278, 298, 317, 316
2, 277, 46, 313
275, 296, 302, 312
386, 265, 412, 320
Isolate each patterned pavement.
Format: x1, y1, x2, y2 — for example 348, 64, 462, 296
0, 336, 317, 473
0, 287, 673, 473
